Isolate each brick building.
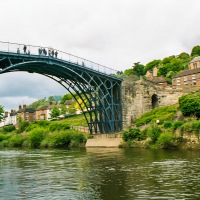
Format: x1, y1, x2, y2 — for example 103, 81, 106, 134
17, 105, 35, 122
172, 56, 200, 86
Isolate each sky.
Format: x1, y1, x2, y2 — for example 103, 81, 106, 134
1, 0, 200, 111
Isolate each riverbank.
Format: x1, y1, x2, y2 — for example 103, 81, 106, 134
0, 120, 87, 148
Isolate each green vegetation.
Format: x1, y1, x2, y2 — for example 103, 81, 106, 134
0, 105, 4, 122
191, 46, 200, 57
59, 114, 88, 126
121, 45, 198, 83
50, 105, 61, 118
60, 93, 73, 104
121, 101, 200, 149
179, 92, 200, 118
0, 114, 88, 148
134, 105, 177, 127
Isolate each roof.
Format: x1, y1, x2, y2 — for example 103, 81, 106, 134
147, 77, 167, 84
64, 100, 75, 105
18, 108, 35, 113
189, 56, 200, 63
36, 104, 63, 111
173, 68, 200, 78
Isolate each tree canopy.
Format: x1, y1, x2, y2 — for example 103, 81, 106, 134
50, 106, 61, 118
0, 105, 4, 122
60, 93, 73, 104
144, 59, 161, 72
191, 46, 200, 57
179, 92, 200, 118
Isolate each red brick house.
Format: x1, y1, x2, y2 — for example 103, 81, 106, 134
17, 105, 35, 122
172, 56, 200, 86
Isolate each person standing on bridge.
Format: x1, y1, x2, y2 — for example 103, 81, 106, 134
48, 49, 51, 56
55, 50, 58, 58
52, 49, 55, 57
23, 45, 27, 54
38, 47, 42, 55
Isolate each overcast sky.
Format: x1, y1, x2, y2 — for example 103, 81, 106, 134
1, 0, 200, 111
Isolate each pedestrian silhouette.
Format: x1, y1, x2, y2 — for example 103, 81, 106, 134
17, 48, 20, 54
52, 49, 54, 57
38, 47, 42, 55
55, 51, 58, 58
23, 45, 27, 54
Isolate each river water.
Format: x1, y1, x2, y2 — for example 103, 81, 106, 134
1, 148, 200, 200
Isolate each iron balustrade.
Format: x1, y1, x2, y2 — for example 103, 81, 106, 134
0, 41, 119, 77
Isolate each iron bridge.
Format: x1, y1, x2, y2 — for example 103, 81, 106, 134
0, 41, 123, 134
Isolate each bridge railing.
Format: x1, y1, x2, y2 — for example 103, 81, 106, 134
0, 41, 120, 77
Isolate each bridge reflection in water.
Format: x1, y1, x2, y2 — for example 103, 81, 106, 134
0, 41, 123, 134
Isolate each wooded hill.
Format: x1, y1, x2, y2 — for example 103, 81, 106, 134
118, 45, 200, 83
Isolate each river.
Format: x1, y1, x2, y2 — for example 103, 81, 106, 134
1, 148, 200, 200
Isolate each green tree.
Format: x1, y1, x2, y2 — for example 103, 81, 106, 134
144, 59, 161, 72
50, 105, 61, 118
28, 97, 48, 109
178, 52, 190, 60
124, 68, 135, 76
68, 104, 76, 114
179, 92, 200, 118
132, 62, 145, 77
161, 55, 175, 64
191, 46, 200, 57
60, 93, 73, 104
61, 104, 67, 115
0, 105, 4, 122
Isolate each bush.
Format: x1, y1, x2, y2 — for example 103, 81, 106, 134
8, 134, 24, 147
147, 124, 162, 143
157, 132, 174, 148
29, 127, 47, 147
0, 133, 10, 141
49, 123, 70, 132
191, 120, 200, 131
2, 125, 16, 133
122, 128, 141, 141
163, 121, 173, 128
72, 133, 86, 143
179, 92, 200, 118
26, 120, 51, 132
172, 121, 185, 130
17, 120, 30, 133
48, 131, 72, 147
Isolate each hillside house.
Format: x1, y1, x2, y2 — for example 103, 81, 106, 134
172, 56, 200, 86
17, 105, 35, 122
36, 103, 64, 120
0, 110, 17, 128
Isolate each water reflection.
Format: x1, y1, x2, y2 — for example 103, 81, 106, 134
1, 148, 200, 199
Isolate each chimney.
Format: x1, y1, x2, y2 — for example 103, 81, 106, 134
4, 112, 8, 117
23, 104, 26, 108
19, 105, 22, 110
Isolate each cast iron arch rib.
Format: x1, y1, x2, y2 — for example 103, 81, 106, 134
0, 50, 122, 134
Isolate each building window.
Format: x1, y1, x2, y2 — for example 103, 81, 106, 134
193, 63, 197, 69
192, 75, 196, 80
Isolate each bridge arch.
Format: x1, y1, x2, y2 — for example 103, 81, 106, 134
0, 41, 123, 134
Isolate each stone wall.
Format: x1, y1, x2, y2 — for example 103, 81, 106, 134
122, 79, 200, 129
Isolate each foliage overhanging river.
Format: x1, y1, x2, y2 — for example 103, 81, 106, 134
1, 147, 200, 199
